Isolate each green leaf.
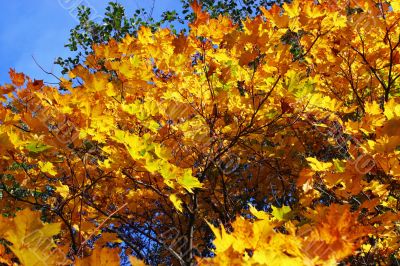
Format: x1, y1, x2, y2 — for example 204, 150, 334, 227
26, 142, 52, 153
178, 169, 202, 193
333, 159, 346, 173
271, 205, 292, 221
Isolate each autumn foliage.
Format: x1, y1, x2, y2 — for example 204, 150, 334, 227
2, 0, 400, 265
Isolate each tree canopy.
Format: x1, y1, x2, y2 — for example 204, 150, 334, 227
55, 0, 288, 74
2, 0, 400, 265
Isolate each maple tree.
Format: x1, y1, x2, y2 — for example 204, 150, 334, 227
2, 0, 400, 265
56, 0, 288, 74
56, 1, 163, 74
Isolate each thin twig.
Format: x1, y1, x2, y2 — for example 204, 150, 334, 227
77, 202, 128, 253
31, 55, 62, 82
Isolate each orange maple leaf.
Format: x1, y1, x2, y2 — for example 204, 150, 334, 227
9, 68, 25, 87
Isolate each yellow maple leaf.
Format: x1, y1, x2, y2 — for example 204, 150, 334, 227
0, 209, 66, 266
283, 0, 300, 18
177, 169, 203, 193
169, 194, 184, 212
306, 157, 333, 172
304, 1, 325, 18
271, 205, 292, 221
38, 161, 57, 176
129, 257, 146, 266
249, 204, 269, 220
206, 221, 236, 254
384, 99, 400, 119
365, 101, 382, 115
391, 0, 400, 12
55, 181, 70, 198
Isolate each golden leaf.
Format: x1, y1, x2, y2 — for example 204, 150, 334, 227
0, 209, 66, 266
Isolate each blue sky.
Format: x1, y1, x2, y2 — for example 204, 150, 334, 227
0, 0, 182, 85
